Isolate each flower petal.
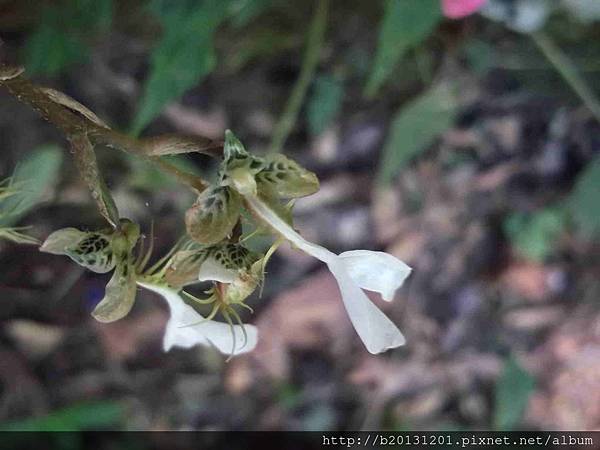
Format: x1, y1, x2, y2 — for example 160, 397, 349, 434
139, 283, 257, 355
327, 259, 405, 354
244, 194, 335, 263
197, 256, 238, 283
245, 194, 406, 353
91, 261, 137, 322
338, 250, 411, 302
442, 0, 486, 18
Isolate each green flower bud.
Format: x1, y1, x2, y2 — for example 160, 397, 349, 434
221, 130, 265, 187
226, 259, 262, 305
185, 186, 241, 245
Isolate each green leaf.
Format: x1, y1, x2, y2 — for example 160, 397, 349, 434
306, 74, 344, 135
365, 0, 441, 98
378, 83, 456, 185
568, 157, 600, 236
24, 0, 112, 76
504, 207, 566, 261
69, 134, 120, 228
131, 0, 232, 135
493, 356, 535, 430
0, 146, 63, 227
0, 400, 123, 431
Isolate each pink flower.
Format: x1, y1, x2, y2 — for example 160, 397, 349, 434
442, 0, 486, 18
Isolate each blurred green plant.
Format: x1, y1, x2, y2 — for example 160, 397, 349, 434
0, 145, 63, 230
0, 400, 123, 431
365, 0, 441, 98
268, 0, 329, 153
126, 154, 205, 192
567, 157, 600, 236
378, 83, 457, 185
493, 355, 535, 430
24, 0, 112, 76
230, 0, 274, 28
504, 207, 566, 262
306, 74, 344, 136
275, 381, 302, 410
131, 0, 233, 135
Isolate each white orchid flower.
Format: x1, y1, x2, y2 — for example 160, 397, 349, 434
204, 131, 412, 354
245, 195, 411, 354
40, 223, 257, 356
137, 282, 257, 355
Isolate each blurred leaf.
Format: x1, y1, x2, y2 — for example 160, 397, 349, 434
275, 381, 302, 410
0, 400, 123, 431
493, 356, 535, 430
24, 0, 112, 76
481, 0, 550, 33
568, 157, 600, 236
131, 0, 232, 135
306, 74, 344, 135
230, 0, 274, 28
365, 0, 441, 98
0, 146, 63, 227
563, 0, 600, 23
504, 207, 566, 261
127, 154, 202, 192
463, 39, 497, 75
227, 29, 297, 72
378, 83, 457, 185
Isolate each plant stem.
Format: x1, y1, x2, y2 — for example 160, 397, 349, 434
267, 0, 329, 154
531, 31, 600, 123
150, 157, 208, 192
0, 69, 217, 192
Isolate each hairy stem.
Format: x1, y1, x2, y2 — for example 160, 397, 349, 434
267, 0, 329, 154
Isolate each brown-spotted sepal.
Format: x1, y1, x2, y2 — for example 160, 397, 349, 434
40, 227, 116, 273
255, 154, 319, 199
165, 242, 259, 288
185, 186, 241, 245
41, 219, 141, 323
220, 130, 264, 196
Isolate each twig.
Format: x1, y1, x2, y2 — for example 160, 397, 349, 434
267, 0, 329, 154
0, 68, 222, 194
531, 31, 600, 124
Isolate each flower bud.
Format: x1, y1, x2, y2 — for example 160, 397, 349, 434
185, 186, 241, 245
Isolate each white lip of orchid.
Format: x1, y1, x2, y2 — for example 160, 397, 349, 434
137, 281, 257, 355
337, 250, 412, 302
197, 256, 238, 284
244, 194, 409, 354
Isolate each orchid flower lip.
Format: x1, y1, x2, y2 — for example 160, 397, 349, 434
243, 193, 409, 354
137, 281, 257, 356
197, 256, 238, 283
